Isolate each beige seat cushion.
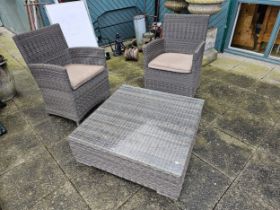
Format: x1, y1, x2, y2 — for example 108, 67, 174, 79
65, 64, 104, 90
148, 53, 193, 73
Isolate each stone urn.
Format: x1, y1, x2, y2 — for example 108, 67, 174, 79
165, 0, 188, 13
186, 0, 224, 14
0, 56, 16, 102
185, 0, 225, 65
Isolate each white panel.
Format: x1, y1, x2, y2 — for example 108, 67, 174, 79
45, 1, 98, 47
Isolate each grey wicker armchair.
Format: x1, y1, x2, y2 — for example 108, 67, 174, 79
13, 24, 110, 124
143, 14, 209, 97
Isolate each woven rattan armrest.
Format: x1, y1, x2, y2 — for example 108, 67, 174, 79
143, 39, 165, 67
193, 41, 205, 61
29, 63, 72, 92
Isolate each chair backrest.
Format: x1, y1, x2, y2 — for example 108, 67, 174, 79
163, 14, 209, 53
13, 24, 70, 65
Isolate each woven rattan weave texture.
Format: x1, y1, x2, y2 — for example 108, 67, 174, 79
13, 24, 110, 123
143, 14, 209, 97
69, 85, 204, 199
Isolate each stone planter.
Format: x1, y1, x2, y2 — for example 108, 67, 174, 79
186, 0, 224, 14
0, 59, 16, 102
165, 0, 188, 13
185, 0, 225, 65
188, 4, 222, 15
186, 0, 224, 3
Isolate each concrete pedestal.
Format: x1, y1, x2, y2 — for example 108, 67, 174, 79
185, 0, 225, 66
203, 27, 218, 66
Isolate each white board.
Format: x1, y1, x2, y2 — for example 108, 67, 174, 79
45, 1, 98, 47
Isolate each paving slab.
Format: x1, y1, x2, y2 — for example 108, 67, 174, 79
119, 155, 230, 210
200, 68, 270, 126
34, 116, 76, 148
196, 79, 248, 115
215, 182, 274, 210
218, 53, 247, 61
48, 139, 89, 178
0, 100, 18, 117
49, 140, 140, 210
194, 127, 254, 178
0, 129, 44, 175
243, 151, 280, 208
214, 109, 274, 147
199, 103, 222, 126
13, 71, 39, 93
176, 156, 230, 210
0, 112, 30, 141
259, 123, 280, 157
209, 56, 241, 71
0, 36, 21, 58
235, 90, 280, 124
118, 188, 180, 210
252, 81, 280, 102
231, 61, 273, 80
0, 52, 26, 73
201, 65, 256, 89
30, 182, 90, 210
22, 104, 49, 126
217, 150, 280, 210
0, 150, 67, 210
199, 68, 261, 126
241, 56, 279, 70
13, 89, 44, 108
261, 68, 280, 87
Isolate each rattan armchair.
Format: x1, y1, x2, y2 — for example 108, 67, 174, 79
143, 14, 209, 97
13, 24, 110, 124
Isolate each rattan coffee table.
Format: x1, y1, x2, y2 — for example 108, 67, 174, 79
68, 85, 204, 199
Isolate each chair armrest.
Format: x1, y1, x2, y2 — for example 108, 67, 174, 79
68, 47, 106, 65
29, 63, 72, 92
193, 41, 205, 61
143, 39, 165, 67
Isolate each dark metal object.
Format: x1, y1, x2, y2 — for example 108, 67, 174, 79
151, 23, 162, 39
0, 100, 6, 109
0, 100, 7, 136
0, 123, 7, 136
105, 52, 111, 60
155, 0, 160, 22
113, 33, 125, 56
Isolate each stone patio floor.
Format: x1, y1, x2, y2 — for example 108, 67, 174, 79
1, 27, 280, 210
